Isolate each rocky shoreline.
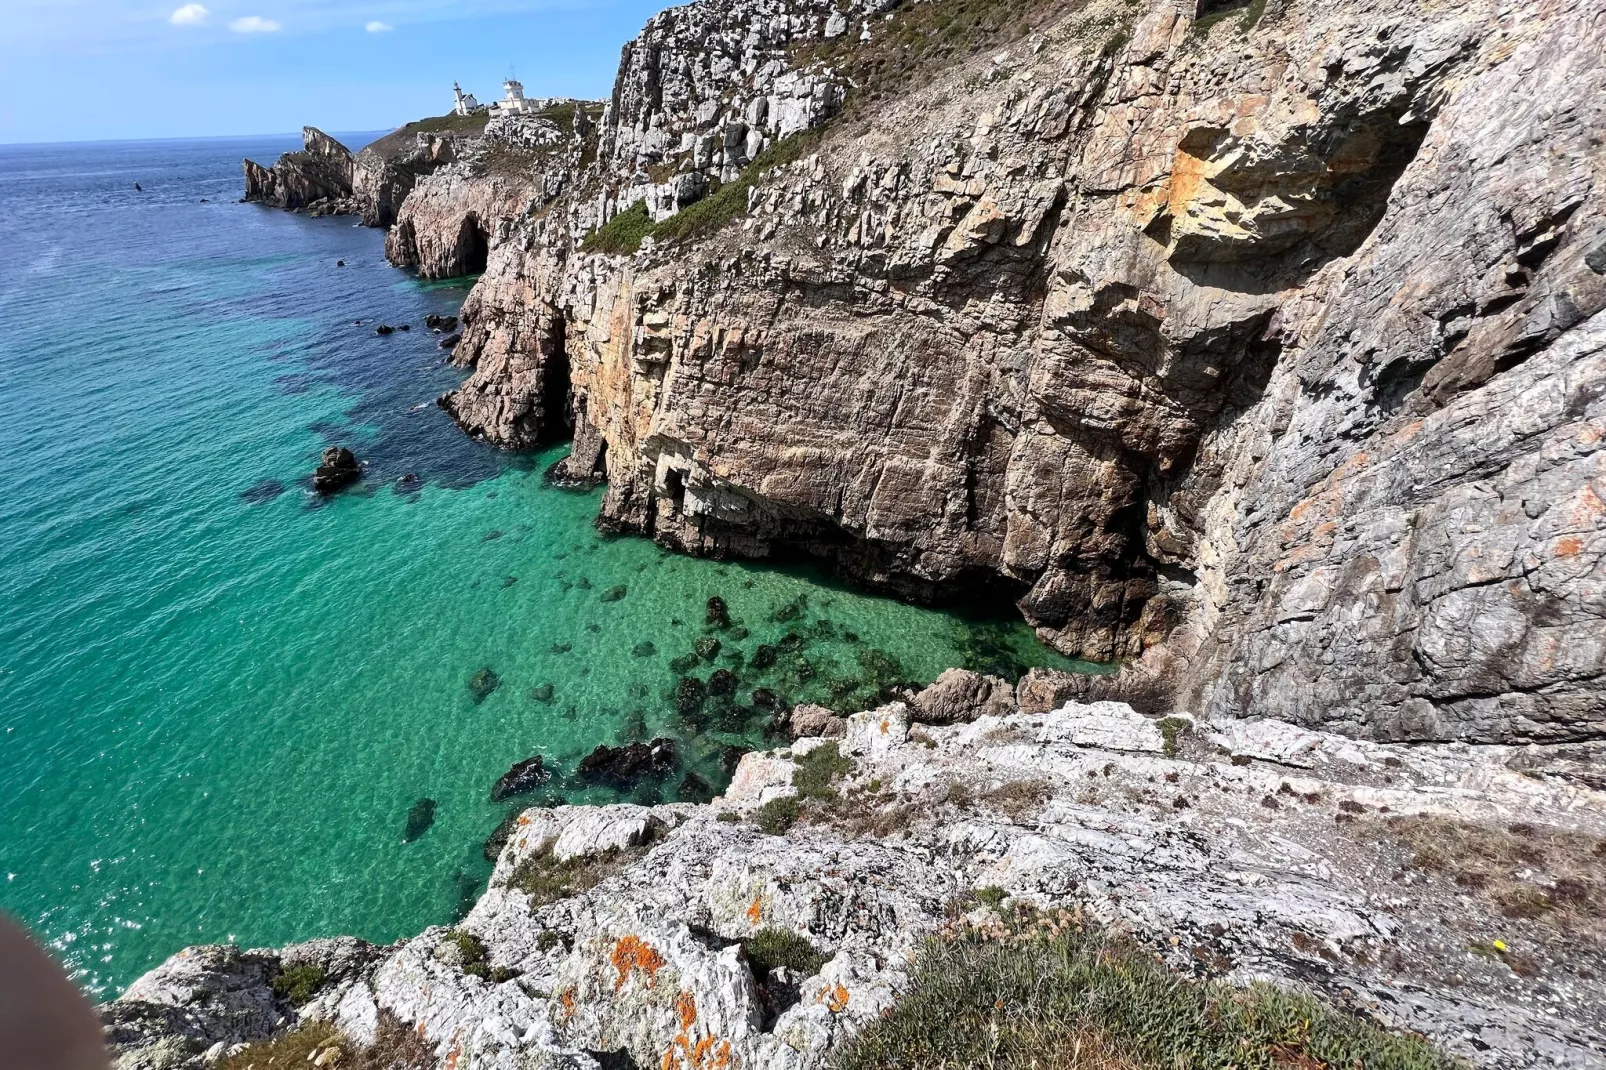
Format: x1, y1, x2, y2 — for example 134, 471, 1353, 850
102, 680, 1606, 1069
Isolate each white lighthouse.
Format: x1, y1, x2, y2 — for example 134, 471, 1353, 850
489, 78, 534, 117
452, 82, 481, 117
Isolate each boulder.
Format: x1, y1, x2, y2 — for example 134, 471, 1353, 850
576, 738, 676, 788
402, 798, 435, 842
490, 755, 550, 801
911, 669, 1016, 725
788, 704, 846, 740
312, 446, 361, 495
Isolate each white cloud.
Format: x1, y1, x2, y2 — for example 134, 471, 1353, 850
168, 4, 210, 25
364, 20, 393, 32
229, 15, 281, 32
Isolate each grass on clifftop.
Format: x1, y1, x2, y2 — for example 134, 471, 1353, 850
580, 129, 826, 254
833, 906, 1464, 1070
400, 111, 492, 136
217, 1012, 432, 1070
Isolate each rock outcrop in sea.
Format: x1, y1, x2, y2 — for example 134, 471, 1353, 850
243, 127, 359, 216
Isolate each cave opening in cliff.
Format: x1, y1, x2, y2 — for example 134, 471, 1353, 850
456, 214, 490, 276
540, 316, 574, 444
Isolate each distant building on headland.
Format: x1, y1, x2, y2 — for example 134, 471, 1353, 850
452, 82, 483, 117
489, 79, 535, 117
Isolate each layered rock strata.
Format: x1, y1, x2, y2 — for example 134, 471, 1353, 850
242, 127, 357, 215
438, 0, 1604, 742
102, 692, 1606, 1069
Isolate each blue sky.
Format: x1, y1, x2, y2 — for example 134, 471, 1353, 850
0, 0, 670, 144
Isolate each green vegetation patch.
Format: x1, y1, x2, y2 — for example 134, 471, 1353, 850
217, 1021, 341, 1070
503, 842, 648, 910
400, 111, 493, 136
756, 795, 802, 835
445, 928, 518, 983
793, 741, 854, 801
744, 927, 827, 978
1158, 716, 1191, 758
268, 963, 326, 1005
580, 130, 826, 255
833, 908, 1465, 1070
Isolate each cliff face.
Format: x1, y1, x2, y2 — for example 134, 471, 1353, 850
441, 0, 1605, 744
242, 127, 357, 214
386, 110, 601, 280
352, 130, 466, 227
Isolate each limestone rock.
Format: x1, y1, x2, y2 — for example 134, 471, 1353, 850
910, 669, 1014, 725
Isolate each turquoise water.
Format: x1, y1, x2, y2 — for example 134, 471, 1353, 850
0, 136, 1090, 998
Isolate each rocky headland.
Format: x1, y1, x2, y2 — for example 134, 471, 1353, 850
171, 0, 1606, 1066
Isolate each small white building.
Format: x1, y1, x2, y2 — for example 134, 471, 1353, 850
452, 82, 481, 117
489, 79, 535, 117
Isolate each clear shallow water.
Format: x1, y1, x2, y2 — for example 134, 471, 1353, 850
0, 136, 1094, 998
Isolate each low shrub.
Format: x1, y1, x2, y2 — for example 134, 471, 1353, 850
793, 742, 854, 801
580, 201, 651, 254
445, 928, 517, 983
217, 1022, 341, 1070
833, 908, 1463, 1070
269, 963, 325, 1005
756, 796, 802, 835
744, 927, 827, 978
504, 844, 636, 910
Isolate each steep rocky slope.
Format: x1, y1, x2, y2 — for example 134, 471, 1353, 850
102, 689, 1606, 1069
243, 127, 358, 215
436, 0, 1603, 744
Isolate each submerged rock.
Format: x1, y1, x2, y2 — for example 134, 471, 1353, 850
467, 666, 501, 704
239, 478, 287, 504
677, 771, 713, 803
708, 669, 738, 698
401, 798, 435, 842
528, 683, 555, 703
670, 653, 701, 674
694, 636, 721, 661
788, 703, 846, 740
576, 738, 676, 788
706, 596, 731, 629
600, 584, 628, 603
674, 677, 707, 715
311, 446, 361, 495
375, 324, 395, 336
632, 641, 658, 658
425, 313, 460, 332
491, 755, 551, 801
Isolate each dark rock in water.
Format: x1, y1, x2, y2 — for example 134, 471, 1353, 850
312, 446, 361, 495
376, 324, 395, 336
467, 666, 501, 703
403, 798, 436, 842
600, 585, 628, 603
398, 324, 411, 332
708, 669, 738, 697
576, 738, 676, 788
694, 636, 721, 661
677, 771, 714, 804
239, 478, 287, 504
632, 641, 657, 658
335, 259, 344, 267
529, 683, 555, 703
395, 472, 421, 489
439, 333, 462, 350
483, 811, 522, 862
772, 597, 804, 623
751, 688, 784, 711
482, 529, 503, 542
706, 597, 731, 629
585, 623, 601, 634
425, 313, 460, 332
576, 577, 593, 590
793, 658, 816, 682
778, 631, 806, 653
729, 626, 750, 642
674, 677, 707, 714
670, 653, 701, 674
501, 576, 518, 589
491, 754, 551, 801
550, 642, 573, 654
751, 645, 778, 670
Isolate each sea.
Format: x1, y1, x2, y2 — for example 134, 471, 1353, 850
0, 134, 1094, 998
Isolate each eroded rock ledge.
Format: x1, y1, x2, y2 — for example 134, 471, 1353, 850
101, 687, 1606, 1069
430, 0, 1603, 742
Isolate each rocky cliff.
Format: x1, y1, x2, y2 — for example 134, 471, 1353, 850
436, 0, 1604, 744
102, 689, 1606, 1069
243, 127, 359, 215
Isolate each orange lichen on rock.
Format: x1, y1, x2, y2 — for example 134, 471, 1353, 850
820, 983, 849, 1013
1556, 535, 1585, 558
559, 987, 577, 1019
879, 719, 889, 734
745, 895, 764, 925
612, 935, 667, 991
675, 990, 698, 1030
